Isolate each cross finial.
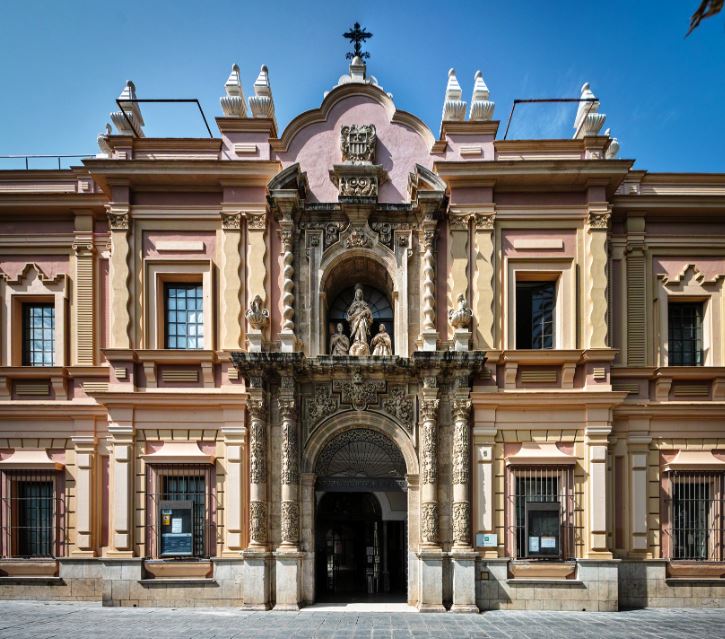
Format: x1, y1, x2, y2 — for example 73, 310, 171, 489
343, 22, 373, 60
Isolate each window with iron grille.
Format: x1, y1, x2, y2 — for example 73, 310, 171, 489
145, 464, 215, 558
506, 466, 576, 560
22, 303, 55, 366
668, 302, 703, 366
516, 282, 555, 349
0, 471, 65, 558
164, 283, 204, 349
666, 471, 724, 561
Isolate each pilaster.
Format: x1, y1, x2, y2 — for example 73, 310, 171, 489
473, 420, 497, 558
220, 209, 244, 350
107, 423, 134, 557
221, 425, 246, 554
625, 215, 647, 366
70, 432, 96, 556
585, 413, 613, 559
472, 209, 495, 349
628, 428, 652, 558
107, 204, 132, 349
585, 204, 610, 349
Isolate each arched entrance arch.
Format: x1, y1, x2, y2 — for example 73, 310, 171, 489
303, 413, 419, 604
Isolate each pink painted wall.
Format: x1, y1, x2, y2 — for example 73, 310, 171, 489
276, 94, 434, 204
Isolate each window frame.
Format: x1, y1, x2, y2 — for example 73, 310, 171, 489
515, 280, 556, 350
0, 470, 66, 558
163, 282, 205, 350
667, 300, 704, 366
21, 302, 56, 367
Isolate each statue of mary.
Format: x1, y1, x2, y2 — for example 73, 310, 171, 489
346, 284, 373, 356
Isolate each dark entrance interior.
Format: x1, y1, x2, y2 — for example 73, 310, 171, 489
315, 492, 406, 601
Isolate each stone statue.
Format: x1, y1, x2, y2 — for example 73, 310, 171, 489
449, 293, 473, 329
346, 284, 373, 356
246, 294, 269, 329
330, 323, 350, 356
370, 323, 392, 356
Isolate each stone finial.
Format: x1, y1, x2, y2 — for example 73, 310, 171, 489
220, 64, 247, 117
110, 81, 145, 137
469, 71, 495, 121
442, 68, 466, 122
573, 82, 606, 139
249, 65, 276, 126
604, 128, 620, 159
96, 123, 112, 158
449, 293, 473, 329
246, 294, 269, 330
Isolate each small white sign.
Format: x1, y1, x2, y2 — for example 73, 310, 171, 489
541, 536, 557, 549
528, 536, 540, 553
475, 533, 498, 548
171, 518, 183, 534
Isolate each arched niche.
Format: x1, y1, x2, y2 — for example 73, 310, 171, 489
317, 249, 408, 357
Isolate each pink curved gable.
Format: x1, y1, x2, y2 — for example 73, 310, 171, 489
276, 94, 434, 204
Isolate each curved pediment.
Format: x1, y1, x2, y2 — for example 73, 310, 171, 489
274, 83, 436, 204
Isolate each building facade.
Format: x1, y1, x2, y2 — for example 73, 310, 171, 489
0, 55, 724, 611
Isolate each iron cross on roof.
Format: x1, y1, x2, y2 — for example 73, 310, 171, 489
343, 22, 373, 60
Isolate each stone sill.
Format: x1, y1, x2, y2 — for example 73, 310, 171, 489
138, 578, 217, 586
506, 579, 584, 586
666, 578, 725, 584
0, 576, 63, 584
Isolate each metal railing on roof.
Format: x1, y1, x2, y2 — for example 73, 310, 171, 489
0, 154, 94, 170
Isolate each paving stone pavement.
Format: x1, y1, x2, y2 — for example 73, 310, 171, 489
0, 601, 723, 638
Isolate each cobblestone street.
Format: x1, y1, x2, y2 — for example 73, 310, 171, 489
0, 601, 723, 638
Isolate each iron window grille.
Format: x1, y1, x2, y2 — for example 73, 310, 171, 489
506, 466, 576, 560
668, 302, 704, 366
516, 282, 555, 349
0, 471, 66, 558
665, 471, 724, 561
145, 464, 216, 559
164, 283, 204, 350
22, 303, 55, 366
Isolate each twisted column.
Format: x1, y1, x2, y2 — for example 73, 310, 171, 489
451, 399, 472, 549
419, 397, 440, 546
281, 226, 295, 333
422, 230, 436, 331
248, 395, 268, 549
278, 393, 299, 550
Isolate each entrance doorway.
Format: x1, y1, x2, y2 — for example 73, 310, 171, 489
312, 428, 408, 603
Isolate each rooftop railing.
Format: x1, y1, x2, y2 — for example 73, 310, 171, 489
0, 154, 94, 171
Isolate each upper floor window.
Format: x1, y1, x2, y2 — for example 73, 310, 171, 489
22, 303, 55, 366
164, 283, 203, 350
516, 282, 555, 349
668, 301, 703, 366
666, 471, 723, 561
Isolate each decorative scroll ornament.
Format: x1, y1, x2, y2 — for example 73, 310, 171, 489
245, 295, 269, 329
344, 227, 371, 247
334, 370, 385, 411
281, 501, 299, 544
449, 294, 473, 329
421, 502, 439, 544
305, 384, 339, 425
475, 213, 495, 230
249, 501, 267, 544
452, 501, 471, 546
339, 175, 378, 198
341, 124, 377, 164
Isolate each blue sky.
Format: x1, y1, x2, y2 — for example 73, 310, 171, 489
0, 0, 723, 172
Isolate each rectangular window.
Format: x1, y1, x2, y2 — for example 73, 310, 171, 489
667, 472, 724, 561
668, 302, 703, 366
508, 466, 576, 560
22, 303, 55, 366
146, 464, 214, 558
0, 471, 64, 558
164, 283, 204, 350
516, 282, 555, 349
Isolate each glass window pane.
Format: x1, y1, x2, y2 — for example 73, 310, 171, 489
164, 284, 204, 349
22, 303, 54, 366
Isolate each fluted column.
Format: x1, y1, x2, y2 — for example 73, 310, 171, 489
278, 385, 299, 550
247, 392, 268, 549
419, 393, 440, 547
451, 399, 473, 549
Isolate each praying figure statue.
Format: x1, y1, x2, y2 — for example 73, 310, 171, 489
370, 323, 392, 356
330, 322, 350, 356
346, 283, 373, 356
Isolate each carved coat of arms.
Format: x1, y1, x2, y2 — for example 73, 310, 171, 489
341, 124, 376, 164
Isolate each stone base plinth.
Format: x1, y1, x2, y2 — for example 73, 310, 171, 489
420, 331, 439, 352
274, 551, 304, 610
279, 333, 297, 353
452, 329, 472, 352
417, 549, 446, 612
243, 550, 272, 610
450, 550, 478, 613
247, 330, 263, 353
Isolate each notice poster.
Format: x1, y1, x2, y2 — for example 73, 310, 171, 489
528, 536, 540, 553
171, 518, 183, 534
541, 536, 557, 549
